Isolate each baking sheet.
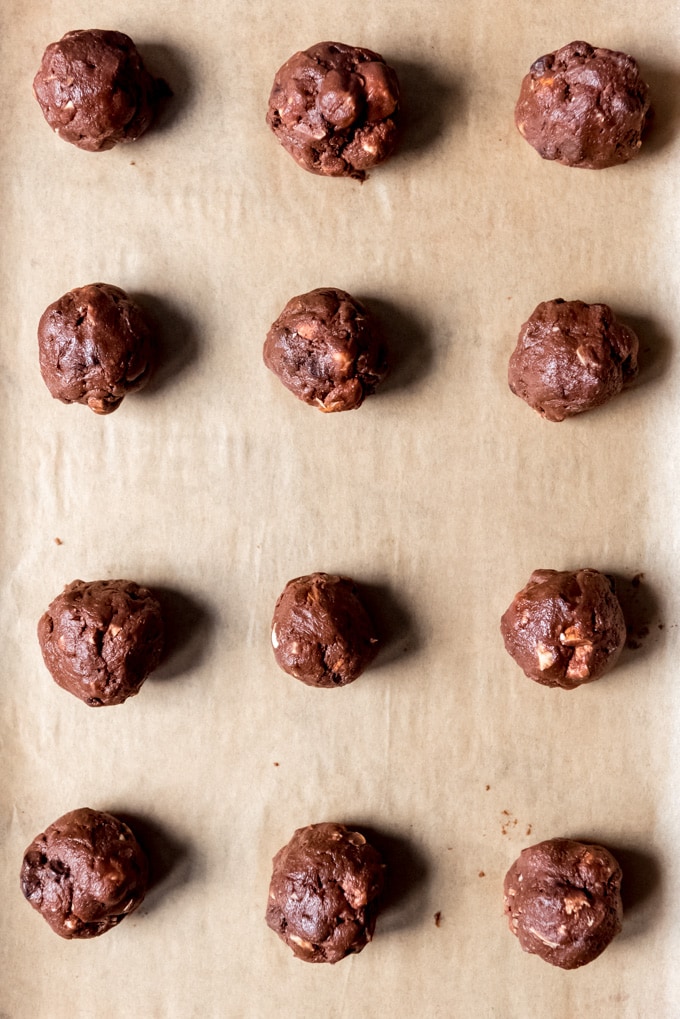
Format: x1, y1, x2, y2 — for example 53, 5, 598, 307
2, 1, 680, 1016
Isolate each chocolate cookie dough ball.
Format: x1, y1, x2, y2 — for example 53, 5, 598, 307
264, 288, 388, 412
515, 41, 650, 169
501, 569, 626, 689
33, 29, 168, 151
508, 299, 638, 421
266, 822, 385, 963
20, 808, 148, 939
38, 579, 164, 706
267, 42, 400, 180
38, 283, 156, 414
271, 573, 380, 687
504, 838, 623, 969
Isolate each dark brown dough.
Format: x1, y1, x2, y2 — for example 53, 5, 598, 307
500, 569, 626, 689
266, 822, 385, 963
38, 283, 156, 414
504, 838, 623, 968
515, 41, 650, 169
266, 41, 400, 180
271, 573, 380, 687
263, 288, 388, 412
33, 29, 168, 151
508, 299, 638, 421
38, 579, 164, 706
20, 808, 148, 939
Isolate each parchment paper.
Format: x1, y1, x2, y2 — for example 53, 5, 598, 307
2, 1, 680, 1016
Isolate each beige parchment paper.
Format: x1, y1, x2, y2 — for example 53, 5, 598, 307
2, 1, 680, 1016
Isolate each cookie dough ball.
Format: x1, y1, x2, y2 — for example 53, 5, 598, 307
515, 41, 650, 169
267, 42, 400, 180
271, 573, 380, 687
504, 838, 623, 969
38, 283, 156, 414
264, 288, 388, 412
266, 822, 385, 963
501, 569, 626, 689
20, 808, 148, 939
33, 29, 167, 151
38, 579, 165, 706
508, 299, 638, 421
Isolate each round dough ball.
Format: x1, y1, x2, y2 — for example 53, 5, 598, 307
264, 288, 388, 412
38, 283, 156, 414
266, 822, 385, 963
271, 572, 380, 687
508, 299, 638, 421
515, 41, 650, 169
33, 29, 166, 151
504, 838, 623, 968
266, 41, 400, 180
20, 808, 148, 939
38, 579, 165, 706
500, 569, 626, 689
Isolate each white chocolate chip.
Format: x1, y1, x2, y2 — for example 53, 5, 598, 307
289, 935, 314, 951
271, 628, 279, 649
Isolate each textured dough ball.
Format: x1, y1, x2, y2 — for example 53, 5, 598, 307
508, 299, 638, 421
267, 41, 400, 180
504, 838, 623, 968
38, 579, 165, 706
500, 569, 626, 689
38, 283, 156, 414
271, 573, 380, 687
264, 288, 388, 412
20, 808, 148, 939
33, 29, 167, 151
515, 41, 650, 169
266, 822, 385, 963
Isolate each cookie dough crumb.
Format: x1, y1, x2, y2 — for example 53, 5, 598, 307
434, 911, 442, 927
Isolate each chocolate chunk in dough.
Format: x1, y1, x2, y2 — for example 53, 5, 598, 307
38, 579, 164, 706
504, 838, 623, 968
38, 283, 156, 414
515, 41, 650, 169
271, 573, 380, 687
267, 41, 400, 180
264, 288, 388, 412
500, 569, 626, 689
508, 299, 638, 421
33, 29, 168, 151
20, 808, 148, 939
266, 822, 385, 963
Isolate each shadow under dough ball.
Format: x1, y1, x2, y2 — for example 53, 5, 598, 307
264, 288, 388, 412
266, 822, 385, 963
508, 299, 638, 421
38, 579, 165, 706
20, 808, 148, 939
38, 283, 157, 414
504, 838, 623, 969
271, 573, 380, 687
267, 41, 400, 180
33, 29, 168, 151
500, 569, 626, 689
515, 41, 650, 169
